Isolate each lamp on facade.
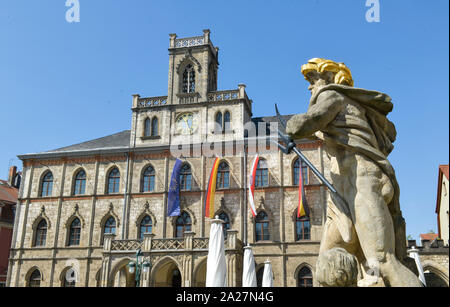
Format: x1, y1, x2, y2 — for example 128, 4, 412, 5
127, 249, 150, 287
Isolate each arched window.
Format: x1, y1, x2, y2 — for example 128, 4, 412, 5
144, 118, 151, 137
69, 218, 81, 246
217, 162, 230, 189
34, 219, 47, 247
218, 212, 230, 238
296, 215, 311, 241
73, 170, 86, 195
215, 112, 223, 133
40, 172, 53, 197
175, 211, 192, 238
293, 159, 308, 186
142, 166, 156, 192
224, 111, 231, 132
255, 211, 270, 242
63, 268, 76, 287
255, 159, 269, 188
28, 269, 41, 287
151, 117, 159, 137
180, 164, 192, 191
297, 267, 313, 287
182, 64, 195, 93
139, 215, 153, 240
256, 267, 264, 287
107, 168, 120, 194
104, 217, 116, 235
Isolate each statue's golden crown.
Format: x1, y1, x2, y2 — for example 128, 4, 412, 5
301, 58, 354, 87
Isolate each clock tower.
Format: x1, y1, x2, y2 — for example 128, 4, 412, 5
130, 30, 253, 149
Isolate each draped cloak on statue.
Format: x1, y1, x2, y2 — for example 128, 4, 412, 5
306, 84, 408, 263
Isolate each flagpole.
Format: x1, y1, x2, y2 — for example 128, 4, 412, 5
243, 138, 248, 246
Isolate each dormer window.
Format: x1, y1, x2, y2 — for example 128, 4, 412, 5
182, 64, 195, 93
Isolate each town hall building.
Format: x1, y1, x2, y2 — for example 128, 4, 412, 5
7, 30, 331, 287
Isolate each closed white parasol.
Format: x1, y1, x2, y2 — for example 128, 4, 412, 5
206, 216, 227, 287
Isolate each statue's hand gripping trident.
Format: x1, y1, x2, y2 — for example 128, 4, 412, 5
273, 104, 354, 243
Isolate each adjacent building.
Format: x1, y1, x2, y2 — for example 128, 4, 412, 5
0, 166, 20, 287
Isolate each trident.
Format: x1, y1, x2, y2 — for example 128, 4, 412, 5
273, 104, 354, 243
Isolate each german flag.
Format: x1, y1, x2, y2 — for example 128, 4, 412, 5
298, 162, 308, 218
205, 157, 221, 218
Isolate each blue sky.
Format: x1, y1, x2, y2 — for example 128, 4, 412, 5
0, 0, 448, 241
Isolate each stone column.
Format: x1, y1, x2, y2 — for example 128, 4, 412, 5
184, 231, 195, 287
142, 233, 155, 252
101, 233, 116, 287
238, 84, 246, 99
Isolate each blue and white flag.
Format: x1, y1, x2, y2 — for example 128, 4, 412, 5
167, 159, 183, 217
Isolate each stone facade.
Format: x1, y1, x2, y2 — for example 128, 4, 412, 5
8, 30, 332, 287
407, 239, 449, 287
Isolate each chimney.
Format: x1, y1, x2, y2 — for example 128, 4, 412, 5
8, 166, 17, 186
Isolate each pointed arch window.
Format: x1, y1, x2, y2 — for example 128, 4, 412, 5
144, 118, 151, 137
293, 158, 308, 186
296, 215, 311, 241
139, 215, 153, 240
215, 112, 223, 133
255, 211, 270, 242
40, 172, 53, 197
224, 111, 231, 132
63, 269, 76, 287
182, 64, 195, 93
180, 164, 192, 191
73, 170, 86, 195
217, 162, 230, 189
69, 218, 81, 246
107, 168, 120, 194
142, 166, 156, 192
175, 211, 192, 238
34, 219, 47, 247
151, 117, 159, 136
255, 159, 269, 188
297, 267, 313, 287
218, 212, 230, 238
28, 270, 41, 287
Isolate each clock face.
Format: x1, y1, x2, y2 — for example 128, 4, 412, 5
175, 113, 198, 135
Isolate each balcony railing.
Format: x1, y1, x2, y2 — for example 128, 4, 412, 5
151, 238, 185, 250
111, 240, 142, 251
208, 90, 240, 102
105, 230, 239, 253
137, 96, 168, 108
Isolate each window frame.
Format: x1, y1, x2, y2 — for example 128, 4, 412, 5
182, 64, 196, 94
295, 215, 311, 241
139, 215, 153, 240
175, 211, 192, 238
297, 266, 313, 287
255, 211, 270, 242
73, 170, 86, 196
255, 159, 269, 188
40, 171, 53, 197
141, 165, 156, 193
68, 218, 82, 246
216, 162, 230, 190
34, 219, 48, 247
179, 164, 192, 191
107, 168, 120, 195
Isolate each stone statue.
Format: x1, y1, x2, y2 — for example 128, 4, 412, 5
316, 248, 359, 287
286, 58, 422, 287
